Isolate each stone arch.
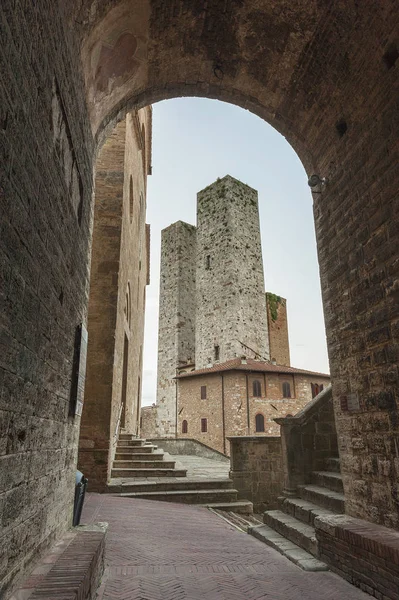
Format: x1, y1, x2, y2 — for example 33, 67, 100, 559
76, 0, 399, 529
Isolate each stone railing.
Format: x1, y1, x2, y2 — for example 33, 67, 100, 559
228, 436, 284, 512
275, 385, 337, 496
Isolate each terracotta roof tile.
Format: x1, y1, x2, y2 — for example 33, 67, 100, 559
176, 357, 329, 379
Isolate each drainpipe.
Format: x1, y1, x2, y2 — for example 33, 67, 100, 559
245, 374, 250, 434
221, 374, 226, 454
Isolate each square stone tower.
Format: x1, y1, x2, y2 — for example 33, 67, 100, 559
195, 175, 270, 368
155, 221, 196, 436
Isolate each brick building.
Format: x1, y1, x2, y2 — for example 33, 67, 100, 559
176, 358, 330, 454
78, 108, 152, 491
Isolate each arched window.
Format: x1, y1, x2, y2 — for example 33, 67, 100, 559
282, 381, 291, 398
253, 379, 261, 397
255, 413, 265, 432
182, 420, 188, 434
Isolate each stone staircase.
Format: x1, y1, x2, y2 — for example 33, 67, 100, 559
107, 433, 253, 513
249, 456, 345, 571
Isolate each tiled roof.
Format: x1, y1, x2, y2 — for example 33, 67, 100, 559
176, 357, 330, 379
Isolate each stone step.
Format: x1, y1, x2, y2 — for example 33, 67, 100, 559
263, 510, 318, 556
248, 524, 328, 571
120, 488, 239, 505
113, 460, 176, 469
110, 468, 187, 478
203, 501, 253, 514
115, 444, 157, 454
107, 478, 234, 494
119, 433, 138, 440
298, 484, 345, 513
114, 452, 164, 461
325, 457, 340, 473
311, 470, 344, 493
278, 496, 335, 527
117, 439, 147, 447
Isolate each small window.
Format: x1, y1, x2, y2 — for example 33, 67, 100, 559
282, 381, 291, 398
253, 379, 261, 397
201, 418, 207, 433
255, 413, 265, 432
182, 420, 188, 434
201, 385, 207, 400
205, 255, 211, 270
214, 345, 220, 361
311, 383, 323, 399
129, 176, 134, 222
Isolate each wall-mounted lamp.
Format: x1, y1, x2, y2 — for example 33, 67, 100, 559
308, 174, 328, 191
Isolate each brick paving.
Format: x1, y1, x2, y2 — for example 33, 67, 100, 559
82, 493, 370, 600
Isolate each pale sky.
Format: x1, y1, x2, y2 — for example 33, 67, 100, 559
142, 98, 329, 406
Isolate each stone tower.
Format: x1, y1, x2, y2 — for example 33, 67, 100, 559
266, 293, 291, 366
156, 221, 196, 436
195, 175, 270, 368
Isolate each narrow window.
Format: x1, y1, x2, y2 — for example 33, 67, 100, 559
201, 418, 207, 433
129, 176, 134, 223
205, 255, 211, 270
320, 384, 324, 392
311, 383, 320, 398
255, 413, 265, 432
282, 381, 291, 398
182, 420, 188, 434
253, 379, 261, 397
214, 345, 220, 361
201, 385, 207, 400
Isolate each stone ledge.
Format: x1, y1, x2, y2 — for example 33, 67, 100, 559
315, 514, 399, 599
9, 524, 107, 600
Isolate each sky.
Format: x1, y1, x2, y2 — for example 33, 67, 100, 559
142, 98, 329, 406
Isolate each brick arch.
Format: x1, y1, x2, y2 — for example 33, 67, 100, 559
77, 0, 399, 530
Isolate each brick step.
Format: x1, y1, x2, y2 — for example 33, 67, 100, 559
248, 524, 328, 571
117, 439, 147, 447
114, 452, 164, 461
112, 460, 176, 469
110, 468, 187, 478
203, 501, 253, 514
278, 496, 335, 527
325, 457, 340, 473
120, 488, 239, 504
115, 444, 157, 454
263, 510, 318, 556
298, 484, 345, 513
107, 478, 234, 494
311, 471, 344, 494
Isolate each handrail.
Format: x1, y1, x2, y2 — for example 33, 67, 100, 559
113, 403, 123, 445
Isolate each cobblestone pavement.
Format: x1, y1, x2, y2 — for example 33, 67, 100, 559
82, 494, 370, 600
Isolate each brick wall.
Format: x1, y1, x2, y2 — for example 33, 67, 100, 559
229, 436, 284, 512
78, 110, 150, 491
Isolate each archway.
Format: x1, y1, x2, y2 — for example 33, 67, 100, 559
1, 1, 397, 595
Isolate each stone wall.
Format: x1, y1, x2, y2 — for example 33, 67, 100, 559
229, 436, 284, 512
195, 176, 270, 368
140, 405, 157, 438
0, 2, 94, 596
147, 438, 230, 462
276, 386, 337, 495
177, 370, 330, 455
266, 294, 290, 366
77, 110, 150, 491
156, 221, 196, 437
